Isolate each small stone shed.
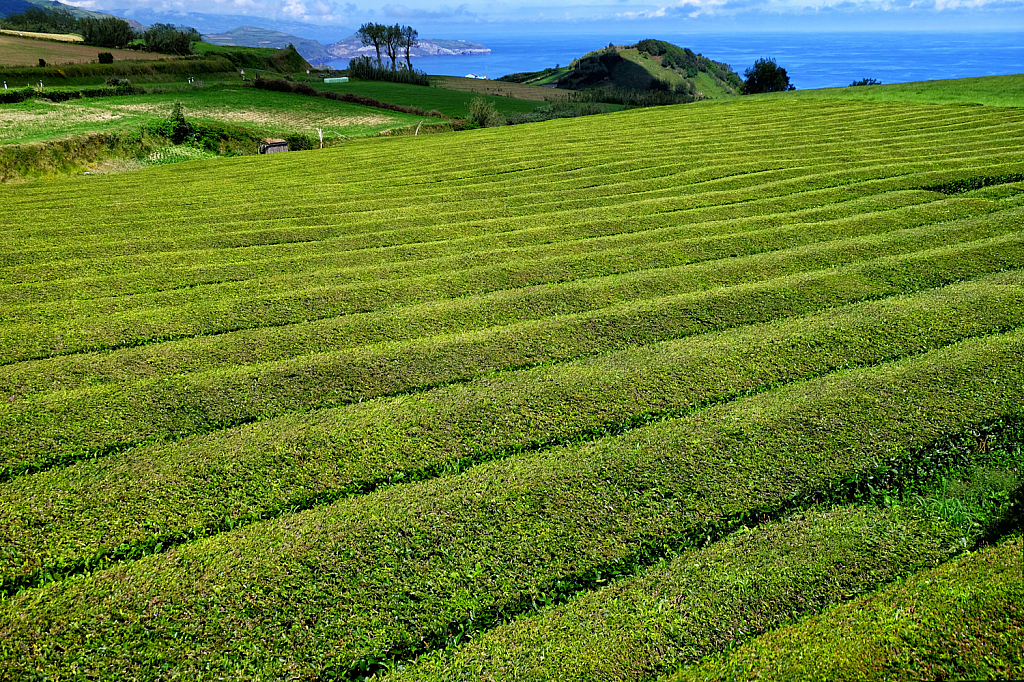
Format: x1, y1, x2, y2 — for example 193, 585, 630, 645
259, 138, 289, 154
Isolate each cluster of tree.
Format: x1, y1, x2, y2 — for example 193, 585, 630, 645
551, 40, 743, 97
741, 58, 795, 94
850, 77, 881, 86
347, 56, 429, 86
1, 7, 200, 53
356, 22, 418, 70
141, 23, 200, 56
635, 39, 742, 90
79, 16, 135, 49
0, 7, 80, 33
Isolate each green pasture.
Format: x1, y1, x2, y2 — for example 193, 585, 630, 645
761, 72, 1024, 107
0, 83, 439, 146
316, 78, 550, 118
0, 92, 1022, 680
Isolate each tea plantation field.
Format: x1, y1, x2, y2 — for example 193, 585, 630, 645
0, 90, 1022, 680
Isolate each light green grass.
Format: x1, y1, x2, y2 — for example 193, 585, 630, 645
765, 73, 1024, 107
316, 78, 548, 117
0, 83, 433, 145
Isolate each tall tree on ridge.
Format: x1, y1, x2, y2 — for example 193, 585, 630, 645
383, 24, 402, 70
357, 22, 385, 64
400, 25, 418, 70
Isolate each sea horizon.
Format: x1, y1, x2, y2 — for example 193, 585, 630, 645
324, 30, 1024, 91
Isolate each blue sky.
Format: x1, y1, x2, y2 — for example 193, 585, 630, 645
69, 0, 1024, 37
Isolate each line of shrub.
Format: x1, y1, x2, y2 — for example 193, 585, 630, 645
0, 196, 994, 401
2, 200, 1017, 366
0, 192, 998, 316
0, 83, 138, 104
3, 101, 1017, 243
382, 506, 970, 682
0, 330, 1021, 678
0, 188, 940, 303
0, 55, 236, 85
670, 536, 1022, 682
2, 271, 1021, 590
252, 76, 443, 118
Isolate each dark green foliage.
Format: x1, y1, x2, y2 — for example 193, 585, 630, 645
469, 96, 506, 127
141, 23, 199, 56
0, 6, 79, 33
97, 52, 114, 64
923, 173, 1024, 195
504, 101, 606, 125
554, 40, 741, 98
357, 21, 385, 64
284, 133, 316, 151
251, 76, 440, 115
347, 55, 429, 85
79, 16, 135, 49
5, 81, 137, 104
851, 77, 881, 86
742, 57, 795, 94
142, 101, 195, 144
567, 86, 696, 107
37, 58, 45, 67
356, 22, 418, 70
0, 88, 32, 104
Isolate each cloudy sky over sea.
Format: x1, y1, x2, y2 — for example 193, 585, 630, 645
68, 0, 1024, 37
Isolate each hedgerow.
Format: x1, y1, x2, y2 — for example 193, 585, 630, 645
382, 506, 968, 681
2, 227, 1022, 477
0, 330, 1021, 677
671, 536, 1023, 681
2, 271, 1021, 590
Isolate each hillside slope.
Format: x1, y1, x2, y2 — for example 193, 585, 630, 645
0, 88, 1021, 680
502, 38, 742, 99
201, 25, 331, 63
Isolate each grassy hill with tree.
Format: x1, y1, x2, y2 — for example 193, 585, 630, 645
0, 72, 1021, 679
501, 39, 742, 102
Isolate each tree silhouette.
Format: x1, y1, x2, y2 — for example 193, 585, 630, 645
401, 26, 418, 70
357, 23, 385, 64
742, 58, 794, 94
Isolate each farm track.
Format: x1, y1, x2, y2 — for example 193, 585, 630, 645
1, 96, 1022, 680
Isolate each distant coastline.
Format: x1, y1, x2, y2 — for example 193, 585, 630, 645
327, 31, 1024, 89
323, 36, 490, 61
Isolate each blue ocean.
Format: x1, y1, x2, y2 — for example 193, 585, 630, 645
326, 32, 1023, 90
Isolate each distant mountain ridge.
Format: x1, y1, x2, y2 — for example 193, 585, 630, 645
323, 34, 490, 61
1, 0, 133, 23
82, 6, 352, 42
202, 25, 333, 63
